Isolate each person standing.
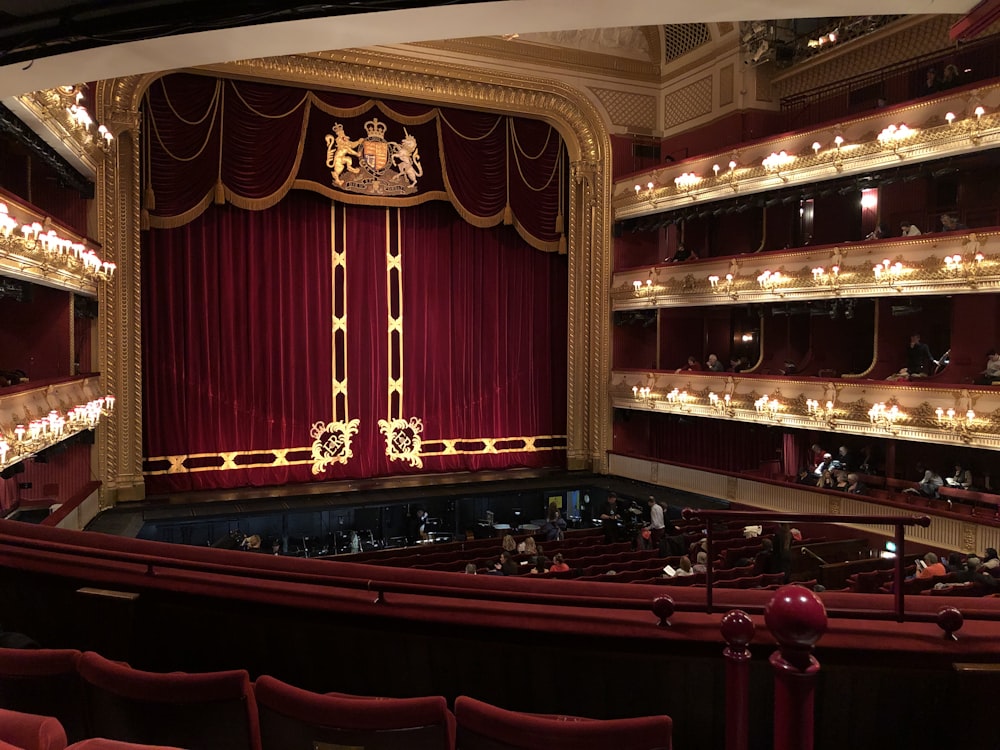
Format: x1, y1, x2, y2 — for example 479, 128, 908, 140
647, 496, 666, 550
599, 493, 624, 544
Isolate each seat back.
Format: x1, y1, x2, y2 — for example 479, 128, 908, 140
254, 675, 455, 750
0, 648, 86, 743
454, 696, 671, 750
0, 707, 67, 750
77, 652, 259, 750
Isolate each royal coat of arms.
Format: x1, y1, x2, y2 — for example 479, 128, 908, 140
324, 118, 422, 196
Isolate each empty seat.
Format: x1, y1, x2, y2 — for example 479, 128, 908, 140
77, 652, 259, 750
454, 696, 672, 750
0, 707, 67, 750
254, 675, 455, 750
0, 648, 86, 743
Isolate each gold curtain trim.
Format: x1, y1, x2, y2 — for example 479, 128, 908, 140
292, 181, 451, 209
228, 79, 310, 119
438, 110, 504, 141
147, 191, 216, 230
146, 83, 222, 162
510, 120, 554, 160
511, 140, 562, 193
158, 77, 222, 126
306, 94, 437, 126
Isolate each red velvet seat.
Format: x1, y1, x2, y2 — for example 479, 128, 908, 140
76, 652, 260, 750
454, 696, 672, 750
0, 648, 86, 743
0, 707, 67, 750
253, 675, 455, 750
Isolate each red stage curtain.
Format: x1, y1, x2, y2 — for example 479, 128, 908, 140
142, 194, 567, 493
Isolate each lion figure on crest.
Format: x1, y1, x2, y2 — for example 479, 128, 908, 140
325, 123, 363, 186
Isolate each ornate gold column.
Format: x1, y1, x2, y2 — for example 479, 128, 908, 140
95, 76, 153, 504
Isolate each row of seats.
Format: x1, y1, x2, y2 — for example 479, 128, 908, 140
0, 648, 673, 750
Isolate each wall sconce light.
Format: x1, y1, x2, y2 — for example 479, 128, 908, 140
935, 406, 976, 439
754, 394, 782, 421
674, 172, 701, 197
757, 269, 785, 294
762, 151, 794, 180
873, 258, 906, 289
877, 123, 915, 157
709, 391, 735, 417
811, 265, 840, 288
632, 385, 654, 405
709, 273, 737, 298
943, 252, 985, 282
868, 401, 903, 432
806, 398, 836, 426
945, 111, 956, 125
632, 279, 655, 296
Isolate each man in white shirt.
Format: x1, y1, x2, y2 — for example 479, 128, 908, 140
647, 496, 666, 549
900, 221, 922, 236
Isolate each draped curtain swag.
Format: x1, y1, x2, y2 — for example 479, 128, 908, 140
143, 74, 567, 253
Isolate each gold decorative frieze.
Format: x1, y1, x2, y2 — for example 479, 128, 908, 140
611, 230, 1000, 309
14, 84, 115, 175
616, 81, 1000, 221
610, 370, 1000, 452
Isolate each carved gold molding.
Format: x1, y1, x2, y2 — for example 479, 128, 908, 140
97, 48, 613, 500
612, 231, 1000, 309
616, 81, 1000, 220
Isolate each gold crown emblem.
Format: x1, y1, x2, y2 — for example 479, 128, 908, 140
364, 118, 388, 138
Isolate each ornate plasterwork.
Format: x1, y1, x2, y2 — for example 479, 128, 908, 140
96, 48, 613, 502
588, 87, 657, 131
663, 76, 713, 130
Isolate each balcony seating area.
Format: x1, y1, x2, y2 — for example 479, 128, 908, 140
0, 649, 673, 750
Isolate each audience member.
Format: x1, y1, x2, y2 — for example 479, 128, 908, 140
975, 349, 1000, 385
773, 524, 793, 581
502, 534, 517, 553
705, 353, 725, 372
529, 555, 548, 574
900, 221, 922, 236
676, 356, 702, 372
916, 552, 946, 579
946, 463, 972, 489
939, 212, 967, 232
846, 473, 868, 495
541, 507, 567, 542
464, 563, 478, 574
755, 538, 775, 574
940, 63, 961, 89
674, 556, 694, 576
981, 547, 999, 571
666, 243, 698, 262
905, 333, 937, 377
835, 445, 855, 472
813, 452, 836, 477
692, 550, 708, 574
728, 356, 747, 373
498, 549, 519, 575
924, 67, 939, 94
518, 536, 537, 556
904, 467, 944, 498
599, 493, 625, 543
549, 553, 570, 573
865, 223, 889, 240
647, 496, 666, 549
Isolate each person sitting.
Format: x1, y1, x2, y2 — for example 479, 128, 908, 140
832, 470, 850, 491
865, 223, 889, 240
916, 552, 947, 579
846, 473, 868, 495
549, 553, 570, 573
939, 212, 967, 232
518, 536, 537, 556
676, 355, 702, 372
813, 452, 836, 477
904, 467, 944, 498
946, 463, 972, 489
924, 67, 939, 94
673, 556, 694, 577
975, 349, 1000, 385
692, 550, 708, 574
498, 549, 519, 575
529, 554, 548, 574
816, 469, 835, 489
666, 243, 698, 262
981, 547, 999, 571
755, 538, 775, 574
940, 63, 961, 89
464, 563, 478, 574
900, 221, 922, 236
705, 353, 725, 372
502, 534, 517, 554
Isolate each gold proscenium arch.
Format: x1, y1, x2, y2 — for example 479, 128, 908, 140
95, 49, 613, 505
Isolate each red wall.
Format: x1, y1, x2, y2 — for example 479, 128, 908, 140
0, 284, 71, 380
1, 439, 93, 508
